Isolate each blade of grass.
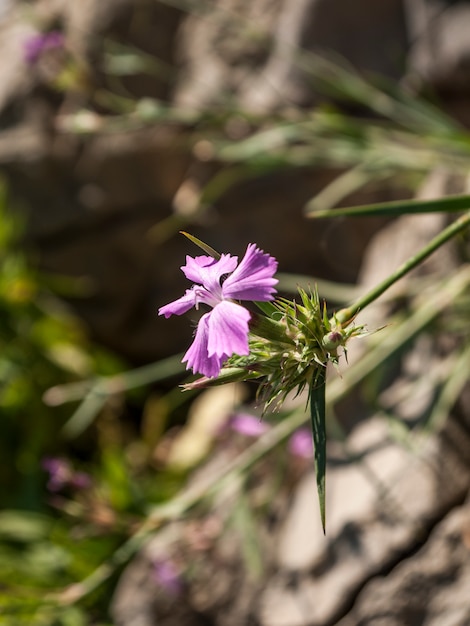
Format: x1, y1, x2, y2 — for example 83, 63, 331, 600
304, 163, 394, 214
180, 232, 221, 259
277, 273, 359, 303
307, 194, 470, 219
59, 354, 186, 438
424, 342, 470, 434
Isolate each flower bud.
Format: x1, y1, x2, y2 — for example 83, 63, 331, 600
322, 330, 344, 351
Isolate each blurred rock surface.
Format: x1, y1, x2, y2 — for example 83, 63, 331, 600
0, 0, 469, 364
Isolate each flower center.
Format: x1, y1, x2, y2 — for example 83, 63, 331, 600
194, 286, 221, 309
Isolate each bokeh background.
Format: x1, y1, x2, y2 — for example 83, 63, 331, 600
1, 1, 470, 625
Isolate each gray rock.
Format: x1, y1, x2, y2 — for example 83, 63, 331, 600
259, 413, 470, 625
336, 504, 470, 626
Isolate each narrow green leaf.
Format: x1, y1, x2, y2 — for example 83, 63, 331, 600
304, 163, 393, 215
254, 301, 278, 317
231, 493, 264, 579
322, 301, 330, 330
62, 389, 107, 439
180, 232, 221, 259
334, 211, 470, 324
425, 343, 470, 434
310, 367, 327, 533
306, 193, 470, 219
277, 273, 359, 303
181, 367, 260, 390
0, 511, 51, 542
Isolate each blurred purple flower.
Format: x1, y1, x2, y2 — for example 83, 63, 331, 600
42, 457, 91, 492
230, 413, 270, 438
159, 244, 278, 378
42, 457, 69, 491
288, 428, 313, 458
23, 31, 65, 65
152, 558, 183, 596
70, 471, 92, 490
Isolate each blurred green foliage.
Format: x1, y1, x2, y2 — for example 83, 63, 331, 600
0, 181, 121, 510
0, 179, 192, 624
0, 181, 130, 623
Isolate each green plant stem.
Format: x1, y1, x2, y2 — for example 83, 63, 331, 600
335, 211, 470, 326
329, 266, 470, 403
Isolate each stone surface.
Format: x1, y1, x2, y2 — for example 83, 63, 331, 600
258, 413, 470, 626
176, 0, 407, 111
404, 0, 470, 124
336, 504, 470, 626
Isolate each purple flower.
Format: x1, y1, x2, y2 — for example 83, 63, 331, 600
23, 31, 65, 65
159, 244, 278, 377
42, 457, 69, 492
288, 428, 314, 458
230, 413, 270, 437
152, 558, 183, 596
70, 471, 92, 490
42, 457, 91, 492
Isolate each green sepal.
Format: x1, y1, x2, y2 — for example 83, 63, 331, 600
249, 312, 294, 345
181, 367, 261, 391
310, 367, 327, 534
322, 301, 330, 330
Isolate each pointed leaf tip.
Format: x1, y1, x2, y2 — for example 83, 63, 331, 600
180, 232, 221, 259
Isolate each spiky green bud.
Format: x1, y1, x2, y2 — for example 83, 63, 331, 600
185, 287, 366, 411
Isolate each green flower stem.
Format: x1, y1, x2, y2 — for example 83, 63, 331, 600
329, 265, 470, 402
335, 211, 470, 326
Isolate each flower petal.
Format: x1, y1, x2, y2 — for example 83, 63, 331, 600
288, 428, 314, 458
207, 301, 250, 358
158, 288, 197, 318
182, 253, 238, 296
180, 255, 213, 282
222, 244, 278, 301
182, 313, 228, 377
230, 413, 270, 437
